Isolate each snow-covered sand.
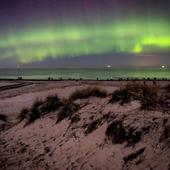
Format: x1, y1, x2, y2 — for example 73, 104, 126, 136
0, 80, 170, 170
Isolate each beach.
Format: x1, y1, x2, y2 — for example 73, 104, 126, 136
0, 80, 170, 170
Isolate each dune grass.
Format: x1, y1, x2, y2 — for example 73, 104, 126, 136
70, 114, 81, 124
110, 82, 160, 110
84, 120, 100, 135
56, 99, 80, 123
105, 121, 126, 144
18, 87, 107, 125
17, 108, 29, 122
165, 84, 170, 93
42, 95, 62, 113
56, 87, 107, 123
105, 120, 142, 146
109, 89, 133, 105
109, 82, 145, 105
69, 87, 107, 101
140, 84, 159, 110
18, 95, 62, 126
24, 99, 43, 126
0, 114, 8, 122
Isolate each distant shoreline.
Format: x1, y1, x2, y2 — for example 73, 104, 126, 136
0, 78, 169, 81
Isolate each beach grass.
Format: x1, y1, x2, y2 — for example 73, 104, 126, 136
69, 87, 107, 101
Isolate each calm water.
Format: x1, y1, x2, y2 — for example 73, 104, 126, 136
0, 68, 169, 80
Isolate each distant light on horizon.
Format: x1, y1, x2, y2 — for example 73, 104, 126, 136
107, 65, 111, 68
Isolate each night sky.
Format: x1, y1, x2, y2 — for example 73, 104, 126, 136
0, 0, 170, 67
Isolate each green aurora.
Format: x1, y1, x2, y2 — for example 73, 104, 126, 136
1, 18, 170, 63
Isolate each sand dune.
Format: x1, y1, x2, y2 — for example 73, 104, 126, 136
0, 81, 170, 170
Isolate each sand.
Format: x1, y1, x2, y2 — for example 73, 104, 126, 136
0, 80, 170, 170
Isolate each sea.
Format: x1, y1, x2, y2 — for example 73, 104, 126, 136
0, 68, 169, 80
